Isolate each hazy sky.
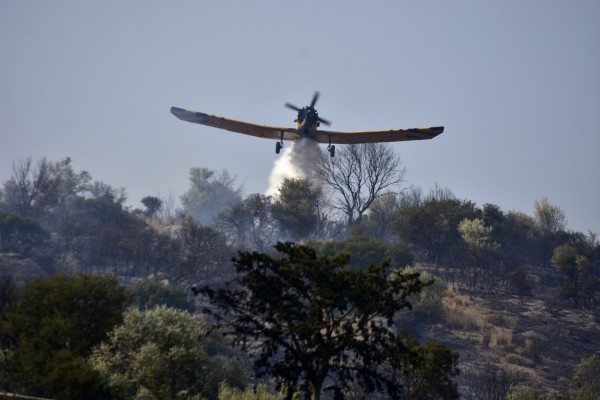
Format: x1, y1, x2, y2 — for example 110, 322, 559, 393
2, 1, 599, 235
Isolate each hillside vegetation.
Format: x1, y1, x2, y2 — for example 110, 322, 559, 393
0, 152, 598, 399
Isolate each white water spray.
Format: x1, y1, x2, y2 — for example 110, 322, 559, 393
266, 138, 323, 197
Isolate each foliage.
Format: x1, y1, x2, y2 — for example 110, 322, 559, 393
397, 337, 459, 399
271, 177, 321, 240
0, 212, 54, 274
356, 191, 400, 241
458, 218, 500, 286
0, 157, 58, 219
90, 305, 245, 400
181, 167, 242, 225
571, 354, 600, 399
392, 198, 481, 265
505, 385, 543, 400
217, 194, 281, 252
141, 195, 163, 218
199, 242, 458, 400
130, 278, 195, 313
176, 215, 232, 286
0, 273, 129, 398
507, 355, 600, 399
312, 236, 413, 273
534, 197, 567, 267
218, 383, 288, 400
392, 265, 446, 330
552, 244, 600, 309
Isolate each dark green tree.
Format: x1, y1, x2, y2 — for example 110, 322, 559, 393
396, 337, 459, 399
199, 242, 458, 400
552, 244, 599, 309
0, 212, 50, 258
175, 215, 232, 287
392, 198, 481, 265
141, 195, 162, 218
571, 354, 600, 399
0, 273, 129, 399
130, 278, 195, 313
312, 235, 413, 273
271, 177, 321, 240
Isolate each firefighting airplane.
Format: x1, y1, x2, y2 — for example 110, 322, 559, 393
170, 92, 444, 157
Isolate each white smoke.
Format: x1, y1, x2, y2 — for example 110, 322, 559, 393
266, 138, 323, 197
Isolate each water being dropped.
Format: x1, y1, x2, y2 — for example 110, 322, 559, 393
266, 138, 322, 197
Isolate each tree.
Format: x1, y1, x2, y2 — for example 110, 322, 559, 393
48, 157, 92, 204
312, 236, 413, 273
393, 266, 446, 330
534, 197, 567, 267
392, 198, 481, 265
458, 218, 500, 287
271, 178, 322, 241
315, 143, 406, 226
181, 167, 242, 225
0, 157, 58, 218
61, 195, 145, 274
397, 338, 459, 399
358, 191, 401, 241
130, 279, 195, 313
552, 244, 599, 309
0, 273, 129, 398
198, 242, 458, 400
141, 195, 163, 218
0, 212, 50, 257
176, 215, 232, 287
89, 306, 245, 400
571, 355, 600, 399
218, 383, 286, 400
217, 194, 281, 252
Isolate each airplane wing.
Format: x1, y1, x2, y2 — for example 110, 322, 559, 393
313, 126, 444, 145
170, 107, 299, 141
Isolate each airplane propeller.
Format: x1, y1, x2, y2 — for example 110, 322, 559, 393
284, 91, 331, 126
310, 91, 320, 108
284, 102, 302, 112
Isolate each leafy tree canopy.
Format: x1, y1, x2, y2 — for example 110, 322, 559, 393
0, 273, 129, 398
199, 242, 458, 400
90, 305, 245, 400
130, 278, 195, 313
271, 177, 321, 240
311, 236, 413, 273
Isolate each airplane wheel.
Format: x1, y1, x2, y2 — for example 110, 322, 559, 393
329, 145, 335, 157
276, 142, 282, 154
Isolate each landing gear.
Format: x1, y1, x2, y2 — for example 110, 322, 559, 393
328, 145, 335, 157
276, 132, 284, 154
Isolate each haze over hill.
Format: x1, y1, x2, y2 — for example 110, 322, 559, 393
1, 1, 599, 235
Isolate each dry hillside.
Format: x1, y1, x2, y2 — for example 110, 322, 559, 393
421, 265, 600, 398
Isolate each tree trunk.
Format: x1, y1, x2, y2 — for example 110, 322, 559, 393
310, 380, 322, 400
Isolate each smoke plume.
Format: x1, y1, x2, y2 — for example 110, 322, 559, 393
266, 138, 322, 197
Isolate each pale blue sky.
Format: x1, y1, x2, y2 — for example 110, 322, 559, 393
1, 1, 599, 234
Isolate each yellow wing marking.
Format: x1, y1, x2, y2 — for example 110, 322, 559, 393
313, 127, 444, 144
170, 107, 298, 141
